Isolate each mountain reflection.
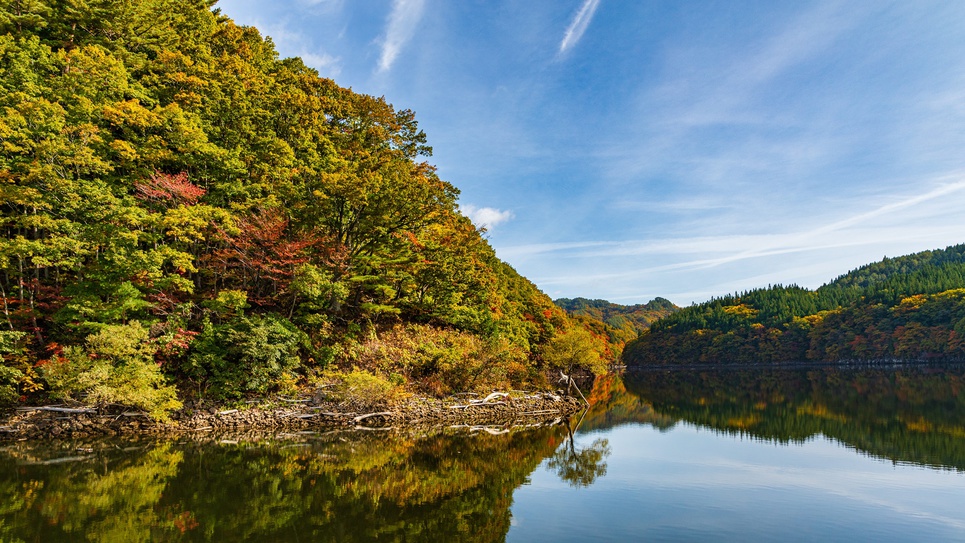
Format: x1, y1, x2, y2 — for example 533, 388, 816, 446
594, 365, 965, 471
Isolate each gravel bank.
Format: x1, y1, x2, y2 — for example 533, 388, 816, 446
0, 391, 584, 441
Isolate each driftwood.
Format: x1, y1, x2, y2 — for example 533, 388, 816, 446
450, 391, 511, 409
16, 406, 97, 414
352, 412, 394, 423
472, 392, 509, 404
309, 409, 350, 417
217, 409, 239, 415
559, 372, 589, 405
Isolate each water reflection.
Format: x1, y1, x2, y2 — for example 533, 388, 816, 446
3, 365, 962, 542
0, 425, 578, 542
614, 365, 965, 471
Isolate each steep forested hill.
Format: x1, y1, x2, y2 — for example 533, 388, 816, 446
624, 244, 965, 366
0, 1, 611, 416
555, 297, 678, 358
555, 297, 677, 332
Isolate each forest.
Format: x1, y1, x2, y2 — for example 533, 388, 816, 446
624, 244, 965, 366
0, 0, 614, 419
554, 297, 678, 360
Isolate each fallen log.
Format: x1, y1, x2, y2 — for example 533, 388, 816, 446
309, 410, 348, 417
16, 406, 97, 414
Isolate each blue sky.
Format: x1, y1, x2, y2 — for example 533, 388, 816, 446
216, 0, 965, 306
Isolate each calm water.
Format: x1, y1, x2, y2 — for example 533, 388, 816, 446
3, 366, 965, 542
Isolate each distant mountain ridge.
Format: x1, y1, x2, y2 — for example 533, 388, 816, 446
554, 297, 678, 333
554, 297, 679, 361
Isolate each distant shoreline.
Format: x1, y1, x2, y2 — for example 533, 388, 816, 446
624, 358, 965, 372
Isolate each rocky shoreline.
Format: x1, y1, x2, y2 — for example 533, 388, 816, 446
0, 390, 584, 441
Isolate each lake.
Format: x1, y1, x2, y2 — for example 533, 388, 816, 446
2, 365, 965, 542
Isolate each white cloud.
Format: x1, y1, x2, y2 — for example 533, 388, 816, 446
231, 18, 343, 77
559, 0, 601, 55
461, 205, 514, 231
299, 51, 342, 76
378, 0, 427, 73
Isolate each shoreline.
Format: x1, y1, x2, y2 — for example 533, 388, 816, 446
0, 391, 584, 441
624, 358, 965, 372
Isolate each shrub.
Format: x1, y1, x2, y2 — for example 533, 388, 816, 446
40, 323, 182, 420
325, 369, 405, 407
345, 324, 533, 396
186, 313, 308, 399
0, 331, 27, 406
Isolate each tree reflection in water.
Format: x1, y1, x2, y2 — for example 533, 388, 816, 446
547, 436, 611, 488
0, 418, 613, 543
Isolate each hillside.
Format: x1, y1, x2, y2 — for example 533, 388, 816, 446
554, 297, 678, 332
0, 1, 613, 418
624, 244, 965, 366
554, 297, 678, 360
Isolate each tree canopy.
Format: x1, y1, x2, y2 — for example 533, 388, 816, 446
0, 0, 617, 415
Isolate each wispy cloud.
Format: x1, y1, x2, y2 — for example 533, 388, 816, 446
526, 177, 965, 264
500, 175, 965, 304
604, 2, 862, 183
462, 205, 514, 231
295, 0, 341, 10
378, 0, 427, 73
559, 0, 601, 55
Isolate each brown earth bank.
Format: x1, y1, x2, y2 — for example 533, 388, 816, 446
0, 390, 585, 441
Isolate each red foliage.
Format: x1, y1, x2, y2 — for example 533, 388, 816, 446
154, 327, 199, 364
134, 171, 205, 206
203, 209, 346, 307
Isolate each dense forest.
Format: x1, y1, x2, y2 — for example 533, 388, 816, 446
0, 0, 613, 418
624, 244, 965, 366
555, 297, 678, 359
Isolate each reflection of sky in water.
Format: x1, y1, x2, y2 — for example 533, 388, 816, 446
509, 424, 965, 542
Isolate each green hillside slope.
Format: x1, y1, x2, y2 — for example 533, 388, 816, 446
624, 244, 965, 366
